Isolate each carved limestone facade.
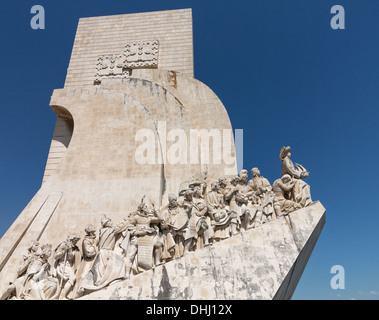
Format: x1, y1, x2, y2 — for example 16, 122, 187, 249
1, 146, 314, 299
0, 10, 324, 300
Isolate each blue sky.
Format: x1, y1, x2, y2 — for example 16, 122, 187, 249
0, 0, 378, 300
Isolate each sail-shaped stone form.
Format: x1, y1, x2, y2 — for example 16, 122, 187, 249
0, 9, 324, 300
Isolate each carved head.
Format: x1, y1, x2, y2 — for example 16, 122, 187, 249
230, 176, 240, 186
28, 240, 39, 253
196, 201, 205, 211
101, 215, 111, 227
239, 169, 248, 183
279, 146, 291, 160
168, 193, 178, 206
184, 189, 193, 201
193, 186, 202, 197
211, 181, 218, 191
70, 233, 81, 245
40, 244, 53, 260
85, 224, 96, 235
218, 176, 227, 187
282, 174, 292, 183
251, 167, 260, 177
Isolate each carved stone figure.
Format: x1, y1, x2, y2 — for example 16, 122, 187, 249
21, 244, 59, 300
185, 186, 213, 251
206, 182, 223, 219
217, 176, 239, 236
161, 193, 189, 261
225, 175, 252, 231
72, 224, 98, 298
0, 240, 40, 300
53, 234, 81, 299
217, 176, 228, 194
238, 169, 261, 229
206, 181, 234, 241
248, 167, 282, 223
181, 189, 194, 217
280, 146, 312, 207
2, 165, 314, 301
272, 174, 302, 214
125, 201, 164, 277
78, 216, 128, 297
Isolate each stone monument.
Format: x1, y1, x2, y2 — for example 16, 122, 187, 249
0, 9, 325, 300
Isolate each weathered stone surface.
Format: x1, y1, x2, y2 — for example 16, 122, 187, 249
0, 71, 237, 295
0, 9, 237, 296
80, 201, 325, 300
65, 8, 194, 87
0, 9, 325, 300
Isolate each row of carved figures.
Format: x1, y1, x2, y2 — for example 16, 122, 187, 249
1, 146, 312, 300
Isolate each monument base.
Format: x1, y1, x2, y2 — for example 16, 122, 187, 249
80, 201, 325, 300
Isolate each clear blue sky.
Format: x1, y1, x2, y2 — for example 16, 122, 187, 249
0, 0, 378, 300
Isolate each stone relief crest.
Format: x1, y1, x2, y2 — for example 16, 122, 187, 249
94, 40, 159, 83
124, 40, 159, 69
95, 53, 129, 83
